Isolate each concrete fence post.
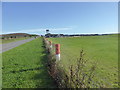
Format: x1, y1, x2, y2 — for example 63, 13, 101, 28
48, 41, 52, 53
55, 44, 60, 61
49, 41, 52, 49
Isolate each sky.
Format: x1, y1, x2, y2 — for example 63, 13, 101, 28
2, 2, 118, 35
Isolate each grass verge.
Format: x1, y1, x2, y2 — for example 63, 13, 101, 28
2, 37, 56, 88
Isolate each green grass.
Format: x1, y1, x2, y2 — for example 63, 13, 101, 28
49, 35, 118, 88
2, 38, 56, 88
1, 37, 31, 44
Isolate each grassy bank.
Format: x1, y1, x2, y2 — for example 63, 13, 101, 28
2, 38, 56, 88
1, 37, 31, 44
49, 35, 118, 88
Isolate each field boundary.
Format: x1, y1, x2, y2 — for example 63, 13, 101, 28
43, 37, 105, 88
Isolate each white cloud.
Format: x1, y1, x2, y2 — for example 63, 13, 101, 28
18, 27, 72, 33
1, 27, 72, 35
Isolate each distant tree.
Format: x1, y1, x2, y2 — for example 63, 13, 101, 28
46, 29, 49, 34
2, 37, 4, 39
10, 36, 13, 38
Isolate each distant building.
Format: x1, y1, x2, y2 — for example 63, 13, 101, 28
45, 33, 64, 38
44, 32, 110, 38
0, 33, 38, 39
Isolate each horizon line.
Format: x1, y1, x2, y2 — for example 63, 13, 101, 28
0, 32, 119, 35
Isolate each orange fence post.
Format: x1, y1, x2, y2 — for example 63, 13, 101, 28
55, 44, 60, 61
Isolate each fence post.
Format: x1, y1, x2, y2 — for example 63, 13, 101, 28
48, 41, 52, 53
49, 41, 52, 48
55, 44, 60, 61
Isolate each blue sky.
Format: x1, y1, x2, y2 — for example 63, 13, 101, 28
2, 2, 118, 35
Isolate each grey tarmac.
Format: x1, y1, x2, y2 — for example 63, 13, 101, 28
0, 38, 35, 53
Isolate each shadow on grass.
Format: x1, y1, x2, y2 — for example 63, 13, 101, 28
10, 67, 43, 73
33, 45, 57, 88
8, 44, 57, 88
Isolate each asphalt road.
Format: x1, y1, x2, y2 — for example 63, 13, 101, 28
0, 38, 35, 53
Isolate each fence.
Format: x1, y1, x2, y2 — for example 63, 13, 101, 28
43, 37, 70, 87
43, 38, 61, 61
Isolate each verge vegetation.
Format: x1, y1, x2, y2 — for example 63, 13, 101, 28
2, 38, 56, 88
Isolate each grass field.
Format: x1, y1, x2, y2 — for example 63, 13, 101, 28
2, 38, 56, 88
49, 35, 118, 88
0, 37, 31, 44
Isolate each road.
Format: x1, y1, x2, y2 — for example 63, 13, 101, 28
0, 38, 35, 53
